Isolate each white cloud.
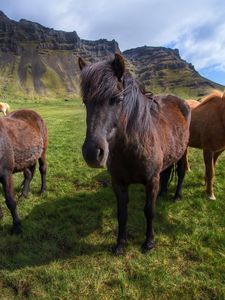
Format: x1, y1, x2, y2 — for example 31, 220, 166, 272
170, 16, 225, 71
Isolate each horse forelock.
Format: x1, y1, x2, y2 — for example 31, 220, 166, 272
80, 59, 118, 104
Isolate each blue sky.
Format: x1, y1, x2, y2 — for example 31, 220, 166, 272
1, 0, 225, 85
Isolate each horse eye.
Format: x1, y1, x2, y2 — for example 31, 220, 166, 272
110, 96, 123, 105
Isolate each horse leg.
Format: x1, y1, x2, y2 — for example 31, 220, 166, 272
203, 149, 216, 200
174, 153, 187, 201
142, 173, 159, 252
112, 181, 129, 255
39, 154, 47, 194
0, 206, 3, 219
2, 174, 22, 234
20, 164, 36, 199
159, 165, 173, 197
213, 150, 223, 166
184, 147, 191, 172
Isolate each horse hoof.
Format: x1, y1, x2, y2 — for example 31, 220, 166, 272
18, 193, 27, 200
142, 240, 155, 253
11, 224, 22, 235
113, 244, 125, 256
174, 196, 182, 202
38, 189, 46, 195
158, 190, 167, 198
208, 195, 216, 201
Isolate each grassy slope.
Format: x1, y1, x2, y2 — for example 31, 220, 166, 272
0, 101, 224, 299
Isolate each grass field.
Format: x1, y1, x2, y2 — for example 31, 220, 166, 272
0, 100, 224, 299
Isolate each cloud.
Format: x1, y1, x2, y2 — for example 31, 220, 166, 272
169, 15, 225, 70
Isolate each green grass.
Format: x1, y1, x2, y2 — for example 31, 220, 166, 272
0, 100, 225, 299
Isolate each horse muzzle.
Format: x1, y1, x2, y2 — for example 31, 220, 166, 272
82, 138, 109, 168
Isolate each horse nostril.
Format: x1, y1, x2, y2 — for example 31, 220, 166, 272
96, 147, 104, 162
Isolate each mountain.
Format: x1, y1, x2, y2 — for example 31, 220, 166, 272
123, 47, 222, 97
0, 11, 223, 99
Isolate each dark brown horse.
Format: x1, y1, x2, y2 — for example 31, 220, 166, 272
78, 53, 191, 254
0, 109, 48, 233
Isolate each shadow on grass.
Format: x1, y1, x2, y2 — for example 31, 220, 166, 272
0, 171, 190, 271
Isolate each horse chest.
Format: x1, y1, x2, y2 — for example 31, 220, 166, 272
108, 147, 159, 184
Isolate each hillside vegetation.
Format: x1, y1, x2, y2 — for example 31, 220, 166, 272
0, 101, 224, 299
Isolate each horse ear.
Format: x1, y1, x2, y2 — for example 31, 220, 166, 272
78, 57, 87, 71
112, 53, 125, 80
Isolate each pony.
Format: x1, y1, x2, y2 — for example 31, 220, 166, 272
0, 102, 10, 116
0, 109, 48, 233
78, 53, 191, 254
187, 90, 225, 200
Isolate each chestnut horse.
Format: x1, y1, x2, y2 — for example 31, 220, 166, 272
187, 90, 225, 200
0, 102, 10, 116
78, 53, 191, 254
0, 109, 48, 233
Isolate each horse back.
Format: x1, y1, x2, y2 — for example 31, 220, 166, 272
8, 109, 48, 149
156, 95, 191, 122
0, 117, 45, 171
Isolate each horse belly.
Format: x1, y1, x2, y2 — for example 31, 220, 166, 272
162, 127, 189, 170
162, 146, 184, 170
13, 143, 43, 171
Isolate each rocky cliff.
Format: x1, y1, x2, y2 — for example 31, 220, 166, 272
0, 11, 223, 99
123, 46, 222, 97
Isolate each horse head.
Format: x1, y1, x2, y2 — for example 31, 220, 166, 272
78, 53, 125, 168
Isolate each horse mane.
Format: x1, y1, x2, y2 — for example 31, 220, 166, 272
198, 90, 225, 107
120, 71, 160, 145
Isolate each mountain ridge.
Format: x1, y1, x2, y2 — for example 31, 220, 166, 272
0, 11, 223, 99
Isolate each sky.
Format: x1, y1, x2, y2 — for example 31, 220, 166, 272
1, 0, 225, 85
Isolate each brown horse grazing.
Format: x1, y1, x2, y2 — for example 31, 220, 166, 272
187, 90, 225, 200
0, 109, 48, 233
78, 53, 191, 254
